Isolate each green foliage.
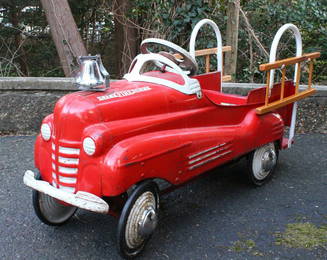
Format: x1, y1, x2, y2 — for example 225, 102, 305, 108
275, 222, 327, 249
0, 0, 112, 77
229, 239, 264, 256
237, 0, 327, 83
132, 0, 326, 82
0, 0, 326, 82
131, 0, 226, 73
133, 0, 212, 44
0, 1, 62, 76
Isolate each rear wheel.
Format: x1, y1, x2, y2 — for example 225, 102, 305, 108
32, 173, 77, 226
117, 180, 159, 259
247, 142, 279, 186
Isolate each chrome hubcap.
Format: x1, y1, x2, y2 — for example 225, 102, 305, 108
252, 143, 277, 180
262, 149, 277, 172
125, 191, 157, 249
138, 207, 158, 238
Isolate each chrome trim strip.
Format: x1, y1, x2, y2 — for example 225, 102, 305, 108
58, 166, 78, 174
220, 102, 236, 106
58, 185, 75, 193
59, 175, 77, 184
58, 156, 79, 165
189, 150, 232, 170
188, 142, 227, 159
189, 147, 229, 165
59, 146, 80, 155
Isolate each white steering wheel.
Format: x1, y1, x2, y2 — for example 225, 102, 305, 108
140, 38, 198, 75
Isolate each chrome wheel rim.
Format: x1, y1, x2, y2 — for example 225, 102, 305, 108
38, 192, 76, 224
252, 143, 277, 180
125, 191, 158, 249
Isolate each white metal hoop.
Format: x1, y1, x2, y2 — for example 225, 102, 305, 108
269, 23, 303, 88
269, 23, 303, 148
189, 19, 223, 90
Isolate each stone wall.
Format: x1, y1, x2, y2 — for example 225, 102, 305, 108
0, 78, 326, 135
0, 78, 74, 135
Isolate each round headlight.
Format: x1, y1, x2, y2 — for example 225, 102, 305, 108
83, 137, 96, 156
41, 123, 51, 141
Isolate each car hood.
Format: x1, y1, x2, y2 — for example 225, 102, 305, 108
52, 79, 172, 141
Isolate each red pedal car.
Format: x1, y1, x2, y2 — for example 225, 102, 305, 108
24, 19, 320, 258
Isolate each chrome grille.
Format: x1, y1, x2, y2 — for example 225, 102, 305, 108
51, 140, 80, 193
59, 146, 80, 155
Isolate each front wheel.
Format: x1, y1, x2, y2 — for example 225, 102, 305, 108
246, 142, 279, 186
32, 173, 77, 226
117, 180, 160, 259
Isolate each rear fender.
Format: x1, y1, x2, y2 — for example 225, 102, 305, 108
241, 110, 285, 151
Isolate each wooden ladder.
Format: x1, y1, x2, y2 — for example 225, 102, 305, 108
256, 52, 320, 115
174, 46, 232, 82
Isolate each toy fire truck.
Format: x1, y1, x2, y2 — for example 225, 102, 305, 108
23, 19, 320, 258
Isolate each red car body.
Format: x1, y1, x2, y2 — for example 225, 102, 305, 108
35, 71, 294, 199
24, 19, 320, 257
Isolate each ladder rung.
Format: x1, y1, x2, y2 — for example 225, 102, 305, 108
256, 88, 316, 115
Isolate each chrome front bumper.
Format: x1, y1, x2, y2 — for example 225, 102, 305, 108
23, 170, 109, 214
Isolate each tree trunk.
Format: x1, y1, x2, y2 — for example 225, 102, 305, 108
225, 0, 240, 80
40, 0, 87, 76
114, 0, 138, 77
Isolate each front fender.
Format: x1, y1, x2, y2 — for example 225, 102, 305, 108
34, 114, 54, 183
101, 130, 188, 196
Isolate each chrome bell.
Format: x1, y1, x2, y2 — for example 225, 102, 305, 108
75, 55, 109, 91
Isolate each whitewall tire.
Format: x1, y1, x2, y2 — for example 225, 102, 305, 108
247, 142, 279, 186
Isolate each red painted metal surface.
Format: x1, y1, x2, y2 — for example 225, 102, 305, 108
35, 72, 295, 198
